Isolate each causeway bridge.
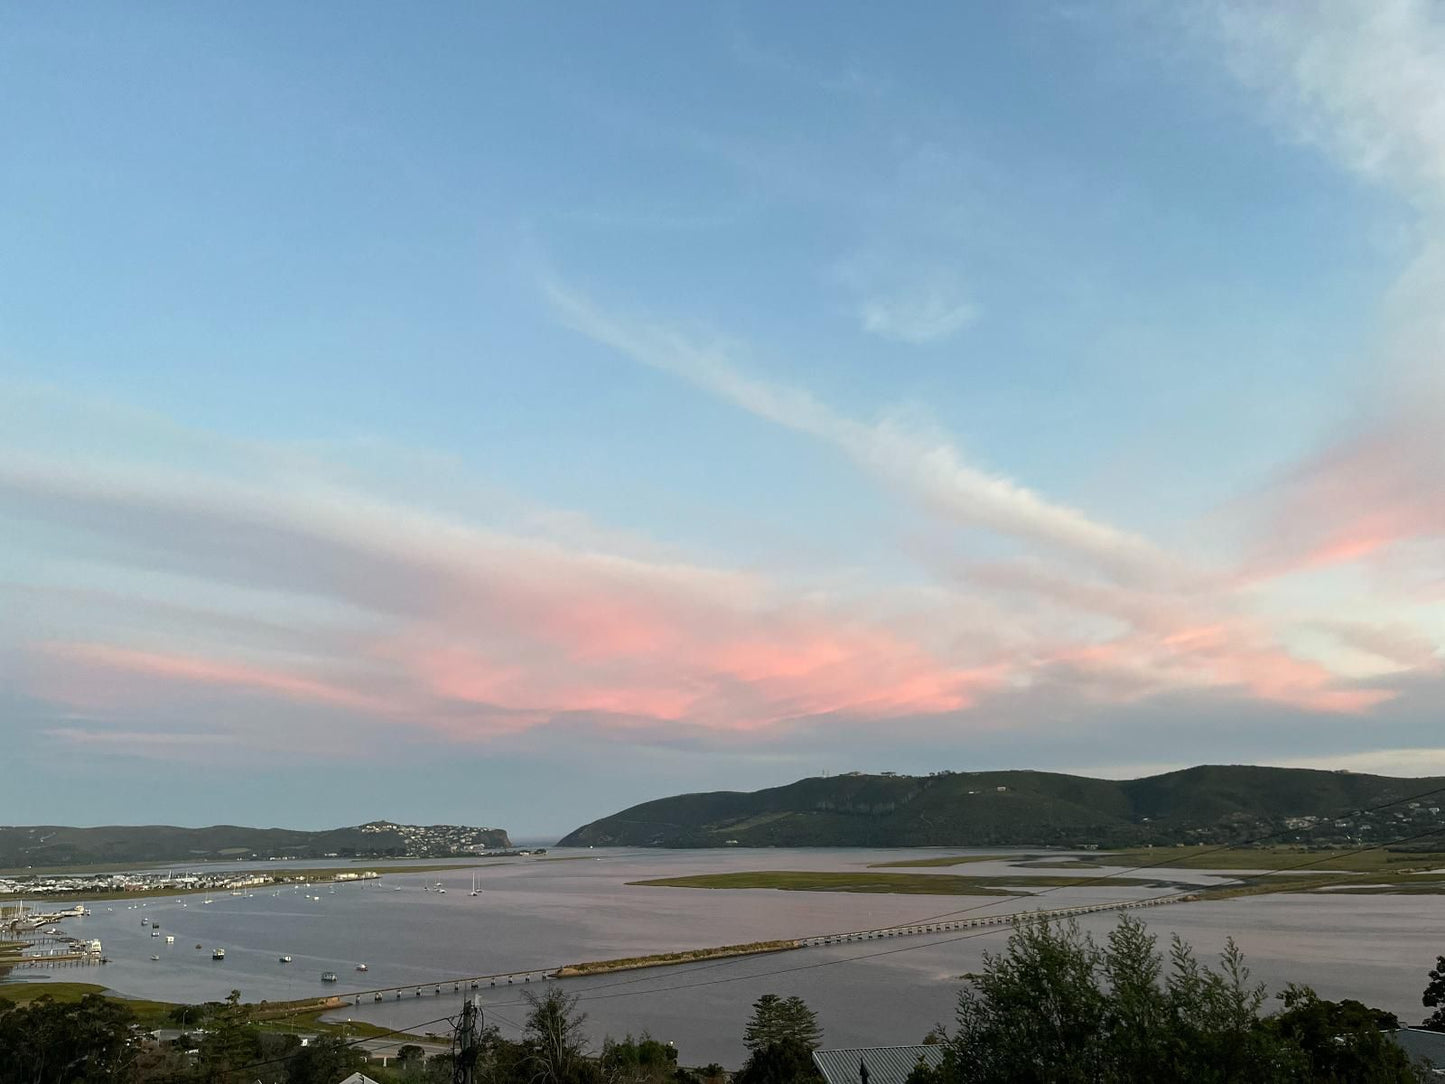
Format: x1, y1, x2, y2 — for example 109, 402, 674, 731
323, 891, 1196, 1007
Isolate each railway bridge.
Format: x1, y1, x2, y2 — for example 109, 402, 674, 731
323, 892, 1196, 1007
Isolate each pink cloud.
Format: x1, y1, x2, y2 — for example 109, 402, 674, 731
1242, 413, 1445, 580
4, 435, 1409, 764
36, 642, 390, 714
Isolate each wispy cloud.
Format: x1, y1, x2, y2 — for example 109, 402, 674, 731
855, 267, 980, 345
546, 280, 1183, 586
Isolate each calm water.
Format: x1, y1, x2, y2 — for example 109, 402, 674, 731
8, 848, 1442, 1066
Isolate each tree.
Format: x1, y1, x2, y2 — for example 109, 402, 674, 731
733, 1040, 822, 1084
196, 988, 263, 1080
282, 1034, 367, 1084
523, 985, 598, 1084
919, 914, 1421, 1084
598, 1033, 678, 1084
1423, 955, 1445, 1031
737, 995, 824, 1084
1268, 984, 1418, 1084
741, 994, 822, 1052
0, 993, 138, 1084
949, 916, 1108, 1082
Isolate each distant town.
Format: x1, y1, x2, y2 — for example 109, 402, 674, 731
0, 867, 382, 901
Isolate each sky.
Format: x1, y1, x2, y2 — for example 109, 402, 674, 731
2, 3, 1444, 836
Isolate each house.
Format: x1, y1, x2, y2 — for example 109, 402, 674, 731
812, 1045, 946, 1084
334, 1073, 383, 1084
1388, 1029, 1445, 1077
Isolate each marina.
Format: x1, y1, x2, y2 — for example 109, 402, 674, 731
4, 847, 1443, 1062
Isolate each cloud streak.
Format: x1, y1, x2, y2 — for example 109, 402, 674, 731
546, 282, 1185, 587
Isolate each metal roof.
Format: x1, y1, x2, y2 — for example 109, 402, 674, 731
1389, 1029, 1445, 1075
812, 1045, 946, 1084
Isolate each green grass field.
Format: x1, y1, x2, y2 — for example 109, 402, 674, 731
0, 982, 411, 1039
868, 854, 1029, 868
629, 870, 1171, 895
1083, 846, 1445, 873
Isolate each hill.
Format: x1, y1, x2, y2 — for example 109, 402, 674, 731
557, 766, 1445, 849
0, 820, 511, 869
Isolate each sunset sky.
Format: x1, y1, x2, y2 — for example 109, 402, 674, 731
2, 3, 1443, 834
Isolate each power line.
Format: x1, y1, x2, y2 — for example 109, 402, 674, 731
227, 781, 1445, 1065
221, 1010, 457, 1079
465, 819, 1445, 1011
857, 778, 1445, 932
463, 783, 1445, 1007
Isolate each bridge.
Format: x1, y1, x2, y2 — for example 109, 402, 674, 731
321, 892, 1197, 1008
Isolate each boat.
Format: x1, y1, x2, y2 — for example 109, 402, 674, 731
151, 930, 160, 937
355, 963, 368, 972
150, 954, 160, 961
470, 873, 480, 897
211, 948, 225, 960
165, 936, 175, 943
437, 887, 445, 894
321, 971, 338, 983
279, 955, 292, 964
195, 943, 203, 950
151, 921, 159, 928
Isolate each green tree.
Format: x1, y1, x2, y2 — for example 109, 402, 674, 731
920, 915, 1423, 1084
1267, 984, 1418, 1083
733, 1040, 822, 1084
0, 993, 138, 1084
282, 1034, 367, 1084
741, 994, 822, 1052
195, 989, 263, 1080
598, 1033, 678, 1084
523, 985, 598, 1084
950, 916, 1108, 1082
1423, 955, 1445, 1031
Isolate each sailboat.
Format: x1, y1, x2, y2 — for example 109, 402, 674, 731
469, 873, 480, 897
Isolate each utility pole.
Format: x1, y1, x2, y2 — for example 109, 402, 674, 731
453, 995, 482, 1084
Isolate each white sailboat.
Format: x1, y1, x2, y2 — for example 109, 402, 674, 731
469, 873, 480, 897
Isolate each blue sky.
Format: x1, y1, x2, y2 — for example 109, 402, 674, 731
2, 3, 1443, 835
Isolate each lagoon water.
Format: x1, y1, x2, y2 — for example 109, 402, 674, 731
8, 847, 1443, 1065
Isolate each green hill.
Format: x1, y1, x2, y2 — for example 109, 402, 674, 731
0, 820, 511, 869
557, 766, 1445, 849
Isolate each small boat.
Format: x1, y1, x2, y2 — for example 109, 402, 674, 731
437, 887, 445, 894
279, 955, 293, 964
211, 948, 225, 960
470, 873, 480, 897
321, 971, 338, 983
151, 922, 160, 928
355, 963, 368, 972
150, 954, 160, 961
151, 930, 160, 937
195, 943, 203, 950
165, 936, 175, 944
